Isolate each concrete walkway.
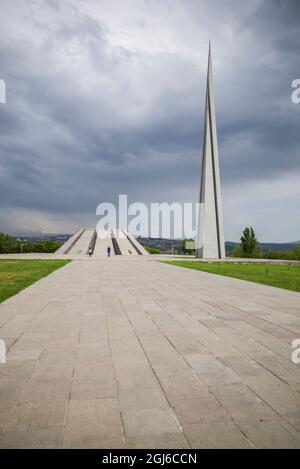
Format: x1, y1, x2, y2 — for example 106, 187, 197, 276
0, 258, 299, 448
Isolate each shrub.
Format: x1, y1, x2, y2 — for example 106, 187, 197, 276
144, 246, 160, 255
0, 233, 62, 254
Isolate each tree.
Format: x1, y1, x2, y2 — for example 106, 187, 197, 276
231, 245, 244, 258
0, 233, 19, 253
294, 246, 300, 260
240, 227, 260, 258
33, 240, 62, 253
0, 233, 62, 254
144, 246, 160, 255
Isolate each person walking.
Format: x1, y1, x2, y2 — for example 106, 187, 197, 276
107, 246, 111, 258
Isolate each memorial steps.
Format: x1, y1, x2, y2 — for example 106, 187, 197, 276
56, 229, 149, 257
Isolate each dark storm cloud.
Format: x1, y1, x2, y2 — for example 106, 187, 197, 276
0, 0, 299, 240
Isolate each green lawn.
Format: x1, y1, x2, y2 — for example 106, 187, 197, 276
0, 259, 71, 303
162, 261, 300, 293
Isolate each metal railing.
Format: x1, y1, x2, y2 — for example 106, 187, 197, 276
64, 229, 85, 254
87, 230, 97, 255
110, 230, 121, 255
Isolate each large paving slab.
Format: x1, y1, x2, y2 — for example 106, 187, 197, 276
0, 257, 299, 448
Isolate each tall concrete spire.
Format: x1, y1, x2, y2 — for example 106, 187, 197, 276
196, 43, 225, 259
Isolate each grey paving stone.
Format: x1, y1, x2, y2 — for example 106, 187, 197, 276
122, 408, 182, 446
6, 399, 67, 431
282, 412, 300, 432
0, 399, 18, 432
77, 346, 112, 364
9, 333, 50, 352
46, 334, 79, 352
244, 373, 300, 415
185, 353, 241, 385
7, 349, 42, 361
22, 373, 72, 402
0, 427, 63, 449
183, 420, 253, 449
34, 350, 76, 378
253, 354, 300, 391
0, 257, 300, 448
172, 396, 228, 424
237, 420, 300, 449
62, 398, 123, 449
126, 436, 190, 449
154, 366, 210, 402
70, 365, 117, 400
218, 355, 265, 376
0, 315, 36, 338
212, 383, 280, 423
116, 366, 170, 412
0, 362, 36, 402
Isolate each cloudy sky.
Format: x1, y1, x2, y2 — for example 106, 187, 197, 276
0, 0, 299, 241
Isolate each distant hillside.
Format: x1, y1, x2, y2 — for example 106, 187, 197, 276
225, 241, 300, 256
138, 238, 300, 256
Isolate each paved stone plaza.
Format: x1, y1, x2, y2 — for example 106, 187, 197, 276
0, 257, 299, 448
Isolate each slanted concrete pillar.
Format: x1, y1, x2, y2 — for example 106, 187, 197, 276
196, 44, 225, 259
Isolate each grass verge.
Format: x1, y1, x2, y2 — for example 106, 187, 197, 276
161, 261, 300, 293
0, 259, 71, 303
